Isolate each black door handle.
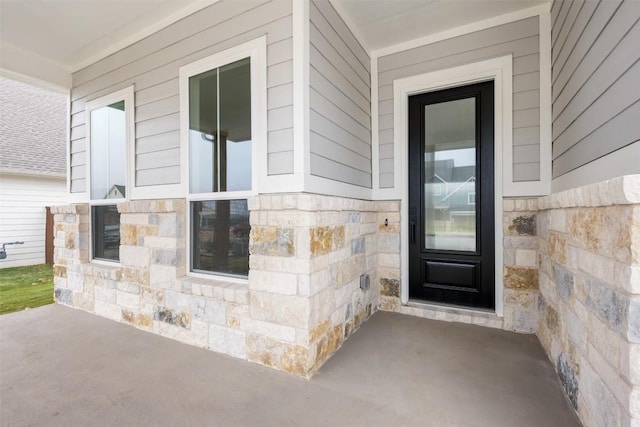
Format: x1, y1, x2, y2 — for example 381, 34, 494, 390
410, 219, 416, 244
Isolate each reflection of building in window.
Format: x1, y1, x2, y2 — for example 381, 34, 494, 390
468, 192, 476, 205
426, 158, 476, 234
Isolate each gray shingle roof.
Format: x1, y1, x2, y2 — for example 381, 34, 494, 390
0, 76, 67, 176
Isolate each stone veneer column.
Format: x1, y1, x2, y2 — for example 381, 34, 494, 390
502, 198, 540, 332
247, 194, 399, 377
537, 175, 640, 427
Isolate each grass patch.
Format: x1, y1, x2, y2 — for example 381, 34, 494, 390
0, 264, 54, 315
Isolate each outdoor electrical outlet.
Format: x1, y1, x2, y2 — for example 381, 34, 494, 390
359, 274, 370, 290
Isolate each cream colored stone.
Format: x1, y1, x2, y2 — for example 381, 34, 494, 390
515, 249, 537, 267
249, 270, 297, 295
250, 291, 310, 329
241, 318, 296, 343
209, 325, 246, 359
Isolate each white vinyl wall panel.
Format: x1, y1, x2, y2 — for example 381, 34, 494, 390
377, 16, 542, 187
551, 0, 640, 179
0, 175, 66, 268
308, 0, 372, 188
69, 0, 293, 192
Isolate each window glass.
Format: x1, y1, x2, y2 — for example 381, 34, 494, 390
90, 100, 126, 200
92, 205, 120, 261
191, 200, 250, 277
189, 58, 251, 194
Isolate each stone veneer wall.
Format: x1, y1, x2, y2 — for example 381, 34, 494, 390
378, 197, 540, 333
52, 194, 398, 378
537, 175, 640, 427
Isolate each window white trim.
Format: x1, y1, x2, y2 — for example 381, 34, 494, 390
392, 56, 511, 317
290, 0, 309, 193
179, 37, 265, 280
179, 36, 266, 199
85, 85, 134, 204
84, 86, 134, 264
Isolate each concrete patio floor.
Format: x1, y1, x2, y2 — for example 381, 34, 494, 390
0, 304, 580, 426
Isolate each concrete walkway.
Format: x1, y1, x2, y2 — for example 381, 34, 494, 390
0, 304, 580, 426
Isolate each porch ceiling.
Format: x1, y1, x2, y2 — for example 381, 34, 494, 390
0, 0, 548, 89
332, 0, 549, 52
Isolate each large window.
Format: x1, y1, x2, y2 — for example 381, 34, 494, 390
180, 40, 263, 279
86, 87, 133, 262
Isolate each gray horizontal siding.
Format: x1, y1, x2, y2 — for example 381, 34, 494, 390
69, 0, 293, 192
551, 0, 640, 178
377, 16, 541, 187
308, 0, 371, 188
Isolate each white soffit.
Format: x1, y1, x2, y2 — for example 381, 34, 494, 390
0, 0, 218, 76
331, 0, 548, 52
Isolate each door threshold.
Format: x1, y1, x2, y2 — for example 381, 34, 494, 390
406, 299, 498, 318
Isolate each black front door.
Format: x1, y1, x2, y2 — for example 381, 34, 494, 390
408, 81, 495, 309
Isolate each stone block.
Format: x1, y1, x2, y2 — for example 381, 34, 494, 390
116, 291, 140, 310
54, 288, 72, 306
116, 281, 140, 295
67, 271, 84, 291
122, 310, 153, 329
630, 298, 640, 343
378, 233, 400, 253
250, 292, 310, 328
557, 352, 579, 409
586, 278, 627, 334
153, 306, 191, 328
507, 214, 537, 236
250, 227, 295, 257
165, 290, 190, 309
581, 360, 622, 427
209, 325, 246, 359
549, 209, 566, 232
95, 301, 122, 321
121, 267, 149, 286
547, 233, 567, 264
503, 236, 538, 249
380, 278, 400, 297
120, 245, 150, 269
95, 287, 116, 304
588, 314, 621, 370
156, 214, 182, 238
553, 264, 574, 302
241, 318, 296, 343
504, 266, 539, 290
247, 334, 310, 376
248, 270, 297, 296
149, 264, 178, 290
351, 237, 365, 255
310, 226, 333, 256
515, 249, 537, 267
152, 248, 181, 266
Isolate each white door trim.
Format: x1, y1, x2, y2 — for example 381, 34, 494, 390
393, 55, 512, 316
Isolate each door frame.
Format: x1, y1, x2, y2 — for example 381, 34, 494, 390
393, 55, 512, 316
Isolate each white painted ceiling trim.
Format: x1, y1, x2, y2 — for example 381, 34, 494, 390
328, 0, 370, 53
372, 2, 551, 59
70, 0, 221, 73
0, 43, 72, 90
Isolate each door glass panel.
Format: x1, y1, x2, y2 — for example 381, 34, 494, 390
424, 97, 477, 252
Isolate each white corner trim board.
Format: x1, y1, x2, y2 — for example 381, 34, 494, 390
392, 56, 511, 316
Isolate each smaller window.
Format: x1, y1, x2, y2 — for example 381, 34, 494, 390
86, 87, 133, 262
92, 205, 121, 261
468, 192, 476, 205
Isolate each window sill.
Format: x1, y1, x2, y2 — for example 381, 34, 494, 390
180, 275, 249, 305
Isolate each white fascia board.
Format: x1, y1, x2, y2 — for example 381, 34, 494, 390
70, 0, 222, 73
